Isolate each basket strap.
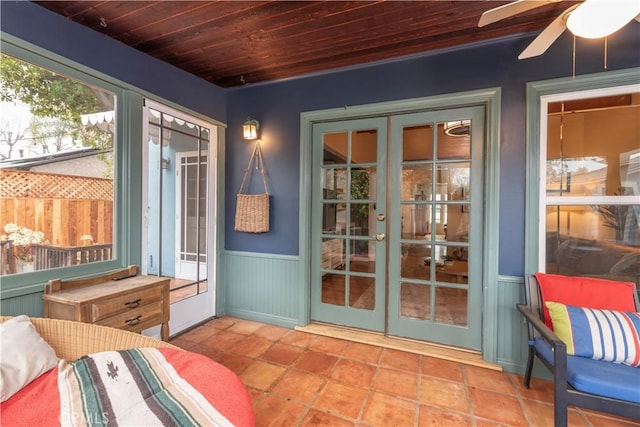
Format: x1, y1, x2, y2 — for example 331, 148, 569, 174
238, 141, 269, 194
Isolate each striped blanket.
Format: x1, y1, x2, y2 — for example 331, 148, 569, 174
58, 348, 233, 427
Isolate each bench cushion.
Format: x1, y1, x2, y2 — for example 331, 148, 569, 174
546, 302, 640, 366
535, 273, 636, 330
535, 337, 640, 403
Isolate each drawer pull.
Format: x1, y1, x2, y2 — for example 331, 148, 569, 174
125, 315, 142, 326
124, 298, 141, 308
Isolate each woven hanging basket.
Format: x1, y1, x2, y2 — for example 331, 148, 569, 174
235, 193, 270, 233
234, 142, 270, 233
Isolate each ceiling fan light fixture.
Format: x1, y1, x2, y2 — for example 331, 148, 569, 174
566, 0, 640, 39
444, 120, 471, 137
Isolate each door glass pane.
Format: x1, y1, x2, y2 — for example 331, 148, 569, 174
435, 287, 468, 326
403, 125, 433, 161
349, 275, 375, 310
438, 120, 471, 160
402, 166, 433, 198
322, 272, 345, 306
434, 243, 469, 285
321, 237, 344, 271
349, 202, 371, 235
405, 203, 431, 237
351, 168, 373, 199
352, 130, 377, 163
322, 167, 347, 203
349, 239, 375, 272
401, 243, 430, 280
401, 282, 430, 320
323, 132, 347, 164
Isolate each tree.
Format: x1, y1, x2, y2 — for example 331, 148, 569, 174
0, 117, 29, 160
0, 54, 114, 154
30, 116, 77, 153
0, 55, 109, 121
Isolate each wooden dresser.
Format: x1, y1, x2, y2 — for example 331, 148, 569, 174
43, 265, 171, 341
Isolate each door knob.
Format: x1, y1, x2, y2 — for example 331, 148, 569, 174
376, 233, 385, 241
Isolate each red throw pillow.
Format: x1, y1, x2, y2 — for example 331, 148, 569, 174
535, 272, 637, 330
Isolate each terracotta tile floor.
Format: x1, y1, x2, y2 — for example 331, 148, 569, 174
170, 317, 637, 427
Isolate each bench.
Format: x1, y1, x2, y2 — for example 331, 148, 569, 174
518, 273, 640, 426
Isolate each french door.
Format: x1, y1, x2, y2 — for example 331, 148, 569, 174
142, 100, 217, 335
310, 106, 484, 350
311, 117, 388, 331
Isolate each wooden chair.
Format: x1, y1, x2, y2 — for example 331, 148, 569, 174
518, 274, 640, 426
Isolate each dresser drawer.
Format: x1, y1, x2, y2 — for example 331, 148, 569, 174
91, 286, 163, 322
95, 300, 163, 331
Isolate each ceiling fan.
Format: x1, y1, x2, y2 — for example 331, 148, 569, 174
478, 0, 640, 59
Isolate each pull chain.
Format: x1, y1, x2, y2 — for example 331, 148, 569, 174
559, 102, 565, 197
572, 35, 576, 79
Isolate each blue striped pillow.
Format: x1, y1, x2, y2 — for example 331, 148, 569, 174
545, 301, 640, 367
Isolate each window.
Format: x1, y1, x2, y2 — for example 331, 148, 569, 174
0, 54, 117, 277
536, 85, 639, 286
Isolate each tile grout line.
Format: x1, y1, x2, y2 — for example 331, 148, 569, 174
460, 364, 478, 427
415, 354, 423, 427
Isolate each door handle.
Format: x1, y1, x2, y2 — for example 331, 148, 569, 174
376, 233, 385, 241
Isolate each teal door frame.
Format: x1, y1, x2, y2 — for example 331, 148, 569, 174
300, 88, 502, 362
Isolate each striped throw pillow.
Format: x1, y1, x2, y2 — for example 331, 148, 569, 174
546, 301, 640, 367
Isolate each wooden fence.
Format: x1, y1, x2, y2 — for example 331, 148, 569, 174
0, 198, 113, 246
0, 169, 113, 246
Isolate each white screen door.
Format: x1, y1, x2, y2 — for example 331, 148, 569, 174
142, 100, 217, 335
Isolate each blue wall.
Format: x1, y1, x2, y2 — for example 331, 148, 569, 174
0, 1, 226, 122
2, 0, 639, 276
225, 26, 640, 275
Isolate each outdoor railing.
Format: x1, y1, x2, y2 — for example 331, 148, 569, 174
32, 243, 113, 271
0, 240, 15, 275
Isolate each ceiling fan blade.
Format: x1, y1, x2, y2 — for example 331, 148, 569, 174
478, 0, 562, 27
518, 4, 579, 59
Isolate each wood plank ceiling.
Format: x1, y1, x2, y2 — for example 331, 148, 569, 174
33, 1, 577, 88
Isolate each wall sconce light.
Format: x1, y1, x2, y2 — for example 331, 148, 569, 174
243, 118, 260, 140
160, 158, 170, 170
